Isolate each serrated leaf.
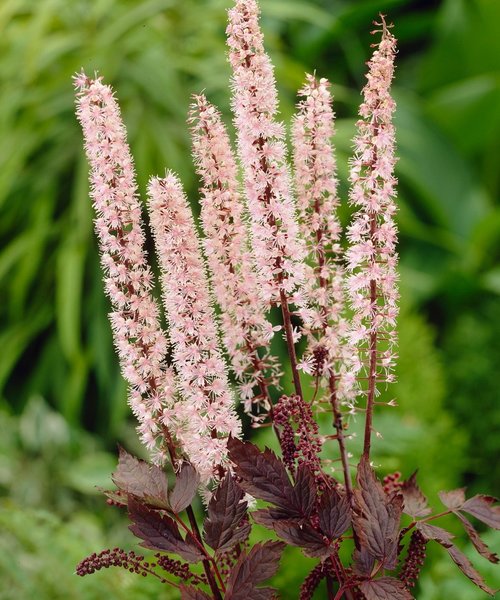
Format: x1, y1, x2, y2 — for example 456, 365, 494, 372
112, 447, 170, 509
447, 545, 495, 595
416, 522, 455, 547
359, 577, 413, 599
456, 512, 499, 564
225, 541, 285, 600
352, 546, 375, 576
227, 438, 299, 515
461, 495, 500, 529
317, 487, 351, 540
98, 487, 128, 506
169, 462, 200, 513
401, 472, 431, 518
204, 472, 250, 552
416, 521, 495, 595
352, 458, 403, 570
252, 512, 329, 559
293, 464, 317, 517
179, 586, 212, 600
438, 488, 466, 510
128, 497, 203, 563
252, 507, 294, 527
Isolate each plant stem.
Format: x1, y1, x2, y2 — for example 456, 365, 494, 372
186, 505, 224, 599
333, 586, 346, 600
362, 215, 378, 460
279, 288, 303, 398
329, 375, 353, 502
326, 575, 335, 599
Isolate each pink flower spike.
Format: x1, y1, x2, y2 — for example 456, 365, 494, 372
189, 94, 281, 419
345, 18, 399, 417
74, 73, 176, 462
292, 74, 354, 401
227, 0, 309, 309
148, 172, 241, 482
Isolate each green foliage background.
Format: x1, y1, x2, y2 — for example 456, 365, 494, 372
1, 0, 499, 597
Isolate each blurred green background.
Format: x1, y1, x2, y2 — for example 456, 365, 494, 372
1, 0, 499, 597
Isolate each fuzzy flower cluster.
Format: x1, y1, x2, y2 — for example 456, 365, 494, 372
189, 95, 281, 418
227, 0, 309, 309
346, 22, 399, 390
148, 174, 241, 481
292, 75, 353, 401
74, 1, 400, 485
74, 74, 175, 455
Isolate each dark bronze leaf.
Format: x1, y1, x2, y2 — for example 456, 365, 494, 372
461, 495, 500, 530
352, 546, 375, 576
112, 446, 170, 509
359, 577, 413, 599
317, 487, 351, 540
128, 497, 203, 563
227, 438, 299, 515
417, 521, 495, 595
204, 472, 250, 552
294, 464, 317, 517
401, 472, 431, 518
225, 541, 285, 600
455, 513, 499, 564
447, 545, 495, 595
98, 487, 128, 506
353, 458, 403, 569
416, 522, 454, 547
170, 461, 200, 513
438, 488, 466, 510
179, 585, 212, 600
252, 512, 329, 559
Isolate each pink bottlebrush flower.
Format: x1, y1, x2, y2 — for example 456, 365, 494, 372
147, 173, 241, 481
74, 72, 175, 461
345, 20, 399, 400
226, 0, 309, 310
292, 74, 353, 401
189, 95, 282, 419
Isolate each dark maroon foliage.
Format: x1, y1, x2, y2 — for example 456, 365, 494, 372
128, 496, 204, 562
400, 472, 431, 518
224, 541, 285, 600
77, 444, 499, 598
170, 462, 200, 513
416, 522, 495, 595
180, 586, 213, 600
359, 577, 413, 599
112, 446, 170, 509
204, 472, 250, 553
352, 457, 403, 570
300, 562, 331, 600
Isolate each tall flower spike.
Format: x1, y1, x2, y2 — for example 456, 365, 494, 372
345, 18, 399, 457
292, 74, 354, 498
292, 75, 352, 398
189, 95, 281, 420
74, 73, 175, 462
226, 0, 308, 308
148, 173, 241, 482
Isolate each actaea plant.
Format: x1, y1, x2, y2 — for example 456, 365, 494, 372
73, 1, 499, 597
